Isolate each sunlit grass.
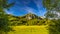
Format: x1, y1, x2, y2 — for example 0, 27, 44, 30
8, 25, 49, 34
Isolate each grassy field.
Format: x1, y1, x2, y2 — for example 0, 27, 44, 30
8, 25, 49, 34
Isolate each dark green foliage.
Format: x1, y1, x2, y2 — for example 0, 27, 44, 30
0, 0, 15, 9
49, 19, 60, 34
43, 0, 60, 18
0, 0, 15, 34
43, 0, 60, 34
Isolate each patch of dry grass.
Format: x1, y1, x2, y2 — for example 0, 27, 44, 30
8, 25, 49, 34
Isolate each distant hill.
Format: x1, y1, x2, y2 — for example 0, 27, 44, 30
7, 13, 47, 26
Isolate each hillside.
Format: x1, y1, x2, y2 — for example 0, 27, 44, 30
7, 13, 48, 26
6, 14, 60, 34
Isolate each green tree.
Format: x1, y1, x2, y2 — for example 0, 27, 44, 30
0, 0, 14, 34
43, 0, 60, 18
43, 0, 60, 34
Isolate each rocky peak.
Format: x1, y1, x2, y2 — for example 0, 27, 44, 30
22, 13, 43, 20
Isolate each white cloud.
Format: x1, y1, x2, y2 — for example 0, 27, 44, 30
5, 9, 14, 14
56, 12, 60, 17
51, 11, 60, 18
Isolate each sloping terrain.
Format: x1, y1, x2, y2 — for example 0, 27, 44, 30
8, 13, 47, 26
7, 13, 49, 34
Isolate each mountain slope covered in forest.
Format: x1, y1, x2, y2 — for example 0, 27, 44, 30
7, 13, 48, 26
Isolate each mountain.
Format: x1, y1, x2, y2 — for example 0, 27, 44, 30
7, 13, 46, 26
21, 13, 43, 20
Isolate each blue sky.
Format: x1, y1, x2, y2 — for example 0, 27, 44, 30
5, 0, 46, 16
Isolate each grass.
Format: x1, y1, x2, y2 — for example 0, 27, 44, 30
8, 25, 49, 34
